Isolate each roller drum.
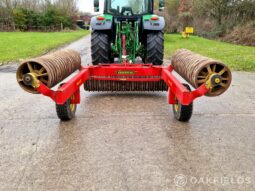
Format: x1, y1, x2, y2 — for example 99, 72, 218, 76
16, 49, 81, 94
171, 49, 232, 97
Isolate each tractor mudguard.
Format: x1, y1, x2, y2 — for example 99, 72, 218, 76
91, 14, 113, 30
143, 15, 165, 31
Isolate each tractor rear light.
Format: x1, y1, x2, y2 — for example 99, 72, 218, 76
151, 16, 159, 21
97, 16, 105, 21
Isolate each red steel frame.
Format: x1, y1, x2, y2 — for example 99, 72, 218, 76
36, 63, 210, 106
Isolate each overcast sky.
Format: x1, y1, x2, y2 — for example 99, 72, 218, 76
78, 0, 104, 14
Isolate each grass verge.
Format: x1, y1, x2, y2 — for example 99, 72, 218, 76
165, 34, 255, 71
0, 30, 90, 64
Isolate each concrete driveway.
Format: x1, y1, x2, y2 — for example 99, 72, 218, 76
0, 35, 255, 191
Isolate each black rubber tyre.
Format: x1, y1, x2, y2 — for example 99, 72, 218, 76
144, 31, 164, 65
173, 84, 193, 122
56, 98, 77, 121
91, 31, 111, 65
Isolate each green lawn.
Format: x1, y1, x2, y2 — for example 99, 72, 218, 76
1, 32, 254, 71
0, 30, 90, 64
165, 34, 255, 71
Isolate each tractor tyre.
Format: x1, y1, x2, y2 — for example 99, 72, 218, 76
145, 31, 164, 65
91, 31, 111, 65
172, 84, 193, 122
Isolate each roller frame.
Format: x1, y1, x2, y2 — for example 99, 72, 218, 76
30, 62, 212, 107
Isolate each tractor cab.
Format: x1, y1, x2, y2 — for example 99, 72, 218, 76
104, 0, 154, 32
104, 0, 154, 16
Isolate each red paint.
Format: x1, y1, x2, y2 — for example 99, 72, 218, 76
36, 64, 209, 105
122, 34, 127, 56
97, 16, 105, 21
151, 16, 159, 21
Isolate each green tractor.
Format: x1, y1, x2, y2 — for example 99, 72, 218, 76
91, 0, 165, 65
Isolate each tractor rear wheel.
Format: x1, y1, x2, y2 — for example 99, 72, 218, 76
145, 31, 164, 65
91, 31, 111, 65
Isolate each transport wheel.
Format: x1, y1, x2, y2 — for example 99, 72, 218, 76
56, 84, 77, 121
144, 31, 164, 65
172, 84, 193, 122
56, 96, 77, 121
91, 31, 111, 65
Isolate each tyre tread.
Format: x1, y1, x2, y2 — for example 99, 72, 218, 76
91, 31, 111, 65
145, 31, 164, 65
